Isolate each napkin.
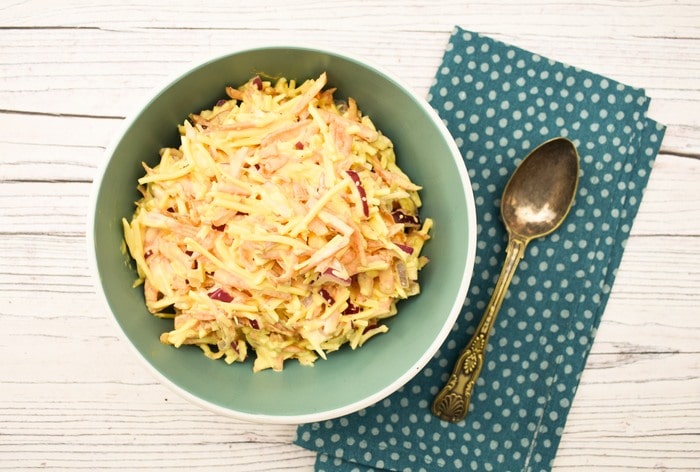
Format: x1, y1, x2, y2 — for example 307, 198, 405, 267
295, 27, 665, 472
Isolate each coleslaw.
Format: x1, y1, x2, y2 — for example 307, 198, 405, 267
122, 73, 432, 371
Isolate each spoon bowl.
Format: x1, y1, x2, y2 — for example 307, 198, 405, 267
502, 138, 580, 241
432, 137, 579, 423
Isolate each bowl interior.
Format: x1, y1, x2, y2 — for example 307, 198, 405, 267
91, 46, 475, 422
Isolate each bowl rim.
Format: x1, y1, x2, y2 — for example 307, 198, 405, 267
87, 43, 477, 424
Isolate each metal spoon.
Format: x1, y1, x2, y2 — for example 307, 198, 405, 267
432, 137, 580, 423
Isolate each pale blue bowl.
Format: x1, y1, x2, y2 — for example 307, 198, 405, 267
89, 46, 477, 423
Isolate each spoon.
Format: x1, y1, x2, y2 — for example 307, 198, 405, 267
432, 137, 580, 423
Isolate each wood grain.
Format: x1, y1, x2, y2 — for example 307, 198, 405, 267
1, 1, 698, 470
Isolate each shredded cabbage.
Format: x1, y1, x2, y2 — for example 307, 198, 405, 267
122, 73, 432, 372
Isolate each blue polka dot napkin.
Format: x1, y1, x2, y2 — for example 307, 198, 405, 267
295, 27, 665, 472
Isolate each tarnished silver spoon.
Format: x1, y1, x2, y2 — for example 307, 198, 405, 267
432, 137, 580, 423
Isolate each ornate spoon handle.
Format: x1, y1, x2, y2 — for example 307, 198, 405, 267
432, 237, 526, 422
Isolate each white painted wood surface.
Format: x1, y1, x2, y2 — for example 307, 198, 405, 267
1, 1, 698, 470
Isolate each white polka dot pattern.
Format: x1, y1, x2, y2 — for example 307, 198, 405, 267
296, 27, 665, 472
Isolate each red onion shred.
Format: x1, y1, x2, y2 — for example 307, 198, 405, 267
319, 267, 352, 286
319, 288, 335, 305
391, 210, 421, 227
362, 323, 378, 334
346, 170, 369, 217
395, 243, 414, 255
208, 288, 234, 303
342, 302, 361, 315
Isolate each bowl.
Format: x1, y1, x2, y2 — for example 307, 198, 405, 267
88, 45, 477, 423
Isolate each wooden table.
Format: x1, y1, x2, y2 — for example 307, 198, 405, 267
2, 1, 698, 470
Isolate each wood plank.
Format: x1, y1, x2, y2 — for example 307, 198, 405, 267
632, 154, 700, 236
0, 181, 90, 235
0, 385, 314, 470
555, 352, 700, 471
0, 112, 118, 182
2, 0, 699, 35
